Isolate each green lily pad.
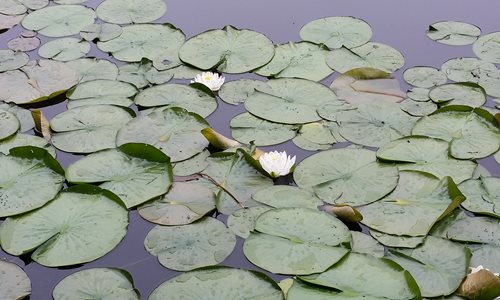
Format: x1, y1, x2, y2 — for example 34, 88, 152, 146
377, 136, 477, 184
468, 244, 500, 273
65, 58, 118, 83
407, 87, 430, 102
38, 38, 90, 62
0, 103, 34, 133
476, 69, 500, 98
255, 41, 333, 81
0, 185, 128, 267
96, 0, 166, 24
0, 134, 56, 157
427, 21, 481, 45
369, 229, 425, 248
117, 59, 174, 89
412, 106, 500, 159
473, 31, 500, 63
429, 83, 486, 107
252, 185, 323, 209
243, 208, 351, 275
0, 0, 47, 15
230, 112, 298, 146
144, 217, 236, 271
299, 16, 372, 49
387, 236, 470, 297
227, 206, 272, 239
116, 107, 209, 162
0, 14, 24, 32
21, 5, 96, 37
459, 177, 499, 218
441, 57, 497, 83
0, 49, 29, 72
53, 268, 139, 300
300, 253, 421, 300
199, 149, 273, 214
97, 24, 185, 63
66, 79, 137, 108
149, 267, 284, 300
358, 171, 465, 237
50, 104, 134, 153
179, 25, 275, 73
336, 100, 418, 147
66, 143, 172, 208
400, 98, 437, 116
403, 66, 448, 88
218, 79, 271, 105
350, 231, 385, 258
326, 43, 405, 73
294, 148, 399, 206
138, 181, 215, 225
80, 23, 123, 42
172, 149, 209, 176
0, 110, 19, 141
0, 59, 79, 104
244, 78, 339, 124
292, 121, 342, 150
0, 146, 64, 217
0, 260, 31, 300
134, 83, 217, 117
287, 279, 387, 300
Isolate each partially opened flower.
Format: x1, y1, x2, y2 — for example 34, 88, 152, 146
191, 72, 225, 91
258, 150, 296, 178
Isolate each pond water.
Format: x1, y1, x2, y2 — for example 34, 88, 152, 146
1, 0, 499, 298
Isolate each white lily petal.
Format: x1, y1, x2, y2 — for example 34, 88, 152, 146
259, 150, 296, 178
192, 71, 225, 91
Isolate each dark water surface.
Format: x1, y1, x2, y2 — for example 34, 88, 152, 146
1, 0, 500, 298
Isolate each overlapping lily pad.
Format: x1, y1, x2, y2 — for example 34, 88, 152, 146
252, 185, 323, 209
0, 134, 56, 156
0, 110, 19, 140
227, 206, 272, 239
0, 260, 31, 300
358, 171, 465, 237
149, 267, 284, 300
403, 66, 447, 88
144, 217, 236, 271
0, 49, 29, 72
400, 98, 437, 116
66, 58, 118, 83
243, 208, 351, 275
218, 79, 271, 105
117, 59, 174, 88
38, 38, 90, 62
0, 14, 24, 33
429, 82, 486, 107
116, 107, 209, 162
53, 268, 139, 300
96, 0, 166, 24
0, 185, 128, 267
0, 103, 34, 133
473, 31, 500, 63
0, 0, 47, 15
179, 25, 275, 73
66, 143, 172, 208
66, 79, 136, 108
350, 231, 384, 258
441, 57, 497, 83
427, 21, 481, 45
412, 106, 500, 159
294, 148, 398, 206
50, 104, 134, 153
459, 177, 499, 217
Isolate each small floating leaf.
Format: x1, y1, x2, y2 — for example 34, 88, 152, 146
427, 21, 481, 45
403, 66, 447, 88
0, 260, 31, 300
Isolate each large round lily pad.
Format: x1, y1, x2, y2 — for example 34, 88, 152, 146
149, 267, 284, 300
66, 143, 172, 208
294, 148, 399, 206
116, 107, 209, 162
66, 79, 137, 108
243, 208, 351, 275
427, 21, 481, 45
0, 110, 19, 141
96, 0, 166, 24
53, 268, 139, 300
358, 171, 465, 237
171, 149, 209, 176
134, 83, 217, 117
244, 78, 339, 124
376, 136, 477, 184
218, 78, 271, 105
429, 83, 486, 107
387, 236, 470, 297
138, 181, 215, 225
299, 16, 372, 49
299, 253, 420, 300
252, 185, 323, 209
21, 5, 96, 37
227, 206, 272, 239
144, 217, 236, 271
0, 146, 64, 217
179, 25, 275, 73
0, 185, 128, 267
412, 106, 500, 159
459, 177, 499, 218
50, 104, 134, 153
0, 260, 31, 300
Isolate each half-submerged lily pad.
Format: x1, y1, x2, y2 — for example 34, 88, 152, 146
0, 260, 31, 300
441, 57, 496, 83
294, 148, 399, 206
350, 231, 385, 258
66, 79, 137, 108
116, 107, 209, 162
138, 181, 215, 225
400, 98, 437, 117
96, 0, 166, 24
144, 217, 236, 271
459, 176, 499, 218
0, 134, 56, 157
0, 146, 64, 217
243, 208, 351, 275
179, 25, 275, 73
53, 268, 139, 300
149, 267, 284, 300
427, 21, 481, 45
0, 185, 128, 267
0, 103, 34, 133
369, 229, 425, 248
412, 106, 500, 159
80, 23, 123, 42
171, 149, 209, 176
0, 49, 29, 72
50, 104, 134, 153
66, 143, 172, 208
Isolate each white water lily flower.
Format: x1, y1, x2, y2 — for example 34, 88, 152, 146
259, 150, 296, 178
191, 72, 225, 91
